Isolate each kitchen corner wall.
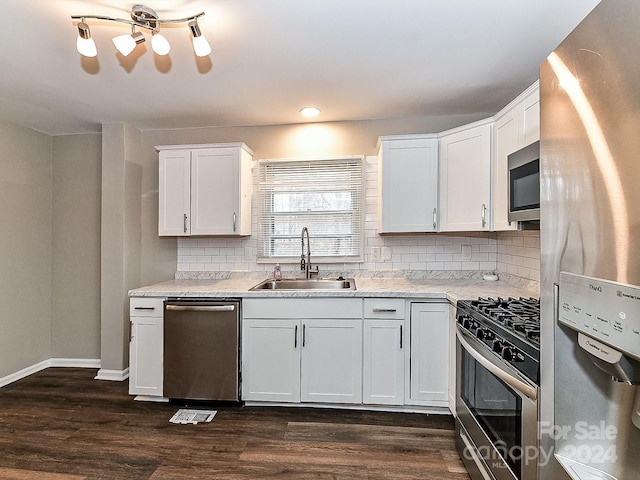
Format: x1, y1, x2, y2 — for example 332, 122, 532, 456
175, 155, 499, 275
140, 115, 540, 288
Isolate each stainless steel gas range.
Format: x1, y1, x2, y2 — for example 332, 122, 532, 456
455, 297, 540, 480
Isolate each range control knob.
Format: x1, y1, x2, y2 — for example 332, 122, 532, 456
476, 328, 486, 340
492, 339, 503, 353
502, 345, 521, 362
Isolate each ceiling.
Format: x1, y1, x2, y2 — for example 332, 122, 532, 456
0, 0, 601, 136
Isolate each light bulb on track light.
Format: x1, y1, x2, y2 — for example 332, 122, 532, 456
151, 31, 170, 55
189, 20, 211, 57
112, 31, 145, 56
76, 21, 97, 57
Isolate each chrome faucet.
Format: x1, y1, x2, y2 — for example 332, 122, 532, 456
301, 227, 319, 279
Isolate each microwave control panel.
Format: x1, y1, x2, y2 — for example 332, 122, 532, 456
559, 271, 640, 359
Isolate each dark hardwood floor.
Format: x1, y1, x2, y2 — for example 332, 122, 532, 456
0, 368, 470, 479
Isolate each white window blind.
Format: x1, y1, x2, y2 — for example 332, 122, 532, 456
257, 156, 364, 261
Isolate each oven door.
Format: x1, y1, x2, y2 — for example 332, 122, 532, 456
455, 326, 539, 480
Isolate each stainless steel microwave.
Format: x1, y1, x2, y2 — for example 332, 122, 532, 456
508, 140, 540, 222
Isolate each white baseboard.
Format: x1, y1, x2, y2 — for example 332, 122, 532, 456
0, 360, 50, 388
95, 367, 129, 382
0, 358, 129, 388
50, 358, 101, 369
134, 394, 169, 403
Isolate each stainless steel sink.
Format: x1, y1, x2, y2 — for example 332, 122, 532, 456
249, 278, 356, 291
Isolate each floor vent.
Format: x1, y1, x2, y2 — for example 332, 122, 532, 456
169, 409, 217, 424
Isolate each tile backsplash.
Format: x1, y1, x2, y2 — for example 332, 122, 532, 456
176, 155, 540, 287
496, 230, 541, 283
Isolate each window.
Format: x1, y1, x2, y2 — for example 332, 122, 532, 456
257, 156, 364, 261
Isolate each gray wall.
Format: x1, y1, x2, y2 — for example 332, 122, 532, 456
51, 133, 102, 359
100, 124, 146, 374
0, 120, 52, 377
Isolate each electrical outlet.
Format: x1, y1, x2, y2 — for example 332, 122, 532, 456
244, 246, 254, 261
462, 245, 472, 261
381, 247, 391, 261
371, 247, 380, 261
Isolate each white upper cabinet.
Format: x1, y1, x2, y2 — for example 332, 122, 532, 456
492, 82, 540, 231
158, 149, 191, 236
157, 143, 253, 236
438, 120, 493, 232
377, 135, 439, 233
521, 84, 541, 146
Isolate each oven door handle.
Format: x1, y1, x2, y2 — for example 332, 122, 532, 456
457, 327, 538, 401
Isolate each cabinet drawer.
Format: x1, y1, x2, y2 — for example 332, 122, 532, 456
363, 299, 405, 319
130, 297, 164, 317
244, 298, 362, 319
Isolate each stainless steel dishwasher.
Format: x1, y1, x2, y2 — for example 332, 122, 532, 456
163, 299, 240, 402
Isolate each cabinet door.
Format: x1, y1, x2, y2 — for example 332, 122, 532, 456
363, 319, 404, 405
158, 150, 191, 236
242, 319, 301, 402
191, 147, 241, 235
439, 123, 492, 232
129, 316, 163, 396
492, 111, 520, 231
301, 319, 362, 404
407, 302, 449, 406
521, 87, 540, 146
378, 137, 439, 233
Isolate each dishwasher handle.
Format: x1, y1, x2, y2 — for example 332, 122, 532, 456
166, 304, 236, 312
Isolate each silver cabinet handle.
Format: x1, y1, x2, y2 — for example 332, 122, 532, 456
372, 308, 397, 313
165, 305, 235, 312
183, 213, 188, 233
233, 212, 237, 232
400, 325, 403, 349
134, 306, 155, 310
481, 203, 487, 228
302, 324, 306, 347
433, 208, 437, 230
294, 324, 298, 348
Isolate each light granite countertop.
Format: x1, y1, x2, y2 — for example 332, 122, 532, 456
129, 276, 538, 304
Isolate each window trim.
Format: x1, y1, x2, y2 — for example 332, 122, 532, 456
256, 155, 365, 264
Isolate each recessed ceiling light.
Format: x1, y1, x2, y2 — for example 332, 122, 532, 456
300, 107, 321, 118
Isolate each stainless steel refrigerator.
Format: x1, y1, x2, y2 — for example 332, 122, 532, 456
540, 0, 640, 479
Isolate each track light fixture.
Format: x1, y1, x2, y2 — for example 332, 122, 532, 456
72, 4, 210, 58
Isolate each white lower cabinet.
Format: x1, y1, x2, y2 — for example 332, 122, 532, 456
363, 319, 405, 405
242, 297, 450, 410
406, 301, 449, 407
301, 319, 362, 403
363, 298, 406, 405
242, 319, 301, 402
242, 298, 362, 404
129, 297, 164, 397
